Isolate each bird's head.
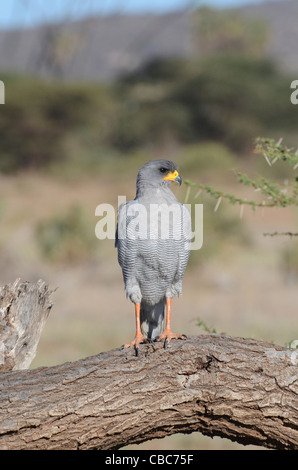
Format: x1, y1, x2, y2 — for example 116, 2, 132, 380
136, 159, 182, 194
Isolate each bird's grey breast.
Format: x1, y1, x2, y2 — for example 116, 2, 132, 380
116, 189, 191, 303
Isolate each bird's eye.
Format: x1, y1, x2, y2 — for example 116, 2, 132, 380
159, 168, 167, 173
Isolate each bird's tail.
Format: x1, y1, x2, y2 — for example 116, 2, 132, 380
140, 298, 166, 341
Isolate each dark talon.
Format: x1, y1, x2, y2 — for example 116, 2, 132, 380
164, 339, 168, 349
135, 346, 139, 357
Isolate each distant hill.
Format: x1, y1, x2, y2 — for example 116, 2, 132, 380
0, 11, 194, 81
0, 1, 297, 81
240, 0, 298, 75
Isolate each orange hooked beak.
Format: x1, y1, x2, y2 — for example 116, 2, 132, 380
163, 170, 182, 185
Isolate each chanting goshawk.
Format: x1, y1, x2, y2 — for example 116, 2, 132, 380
115, 159, 191, 355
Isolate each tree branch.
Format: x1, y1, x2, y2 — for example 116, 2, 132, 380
0, 279, 53, 372
0, 334, 297, 450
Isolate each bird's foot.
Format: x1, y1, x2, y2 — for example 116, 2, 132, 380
155, 329, 187, 349
122, 333, 150, 356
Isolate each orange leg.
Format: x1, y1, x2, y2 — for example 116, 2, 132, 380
123, 303, 149, 355
156, 298, 186, 347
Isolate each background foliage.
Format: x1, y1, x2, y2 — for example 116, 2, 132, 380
1, 50, 298, 173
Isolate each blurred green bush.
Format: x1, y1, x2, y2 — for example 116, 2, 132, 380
115, 54, 298, 152
1, 51, 298, 173
176, 142, 237, 174
36, 204, 97, 263
0, 76, 118, 173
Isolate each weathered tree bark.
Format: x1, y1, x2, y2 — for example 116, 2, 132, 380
0, 279, 53, 372
0, 334, 297, 450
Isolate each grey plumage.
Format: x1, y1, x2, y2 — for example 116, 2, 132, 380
115, 159, 191, 341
